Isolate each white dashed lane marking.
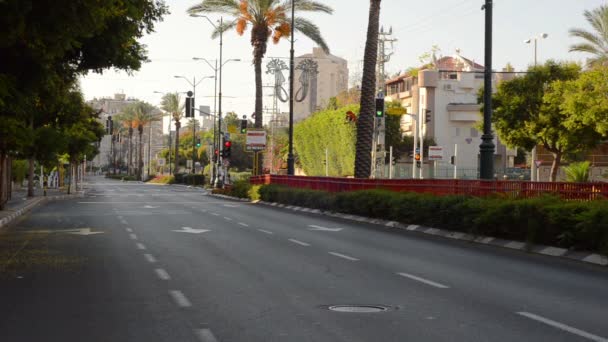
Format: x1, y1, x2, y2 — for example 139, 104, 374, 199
169, 290, 192, 307
136, 243, 146, 250
328, 252, 359, 261
195, 329, 220, 342
257, 229, 274, 235
144, 254, 157, 263
238, 222, 249, 227
129, 233, 138, 240
155, 268, 171, 280
396, 272, 450, 289
288, 238, 310, 247
517, 312, 608, 342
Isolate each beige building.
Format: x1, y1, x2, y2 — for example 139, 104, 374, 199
293, 48, 348, 122
385, 54, 516, 179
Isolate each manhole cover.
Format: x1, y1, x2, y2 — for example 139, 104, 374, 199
327, 305, 389, 313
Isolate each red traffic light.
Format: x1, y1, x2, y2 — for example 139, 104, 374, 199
224, 141, 232, 148
214, 149, 219, 155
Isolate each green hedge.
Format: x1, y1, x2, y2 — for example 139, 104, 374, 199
258, 185, 608, 255
105, 174, 137, 181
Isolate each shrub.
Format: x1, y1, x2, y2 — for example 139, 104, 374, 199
565, 162, 590, 183
173, 173, 186, 184
256, 185, 608, 255
230, 178, 251, 199
182, 174, 205, 186
148, 175, 175, 184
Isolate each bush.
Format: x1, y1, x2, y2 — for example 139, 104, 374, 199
148, 175, 175, 184
182, 174, 205, 186
105, 174, 137, 181
230, 178, 251, 199
257, 185, 608, 255
173, 173, 186, 184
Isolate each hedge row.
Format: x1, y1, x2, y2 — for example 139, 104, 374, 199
258, 185, 608, 256
173, 173, 205, 186
105, 174, 137, 181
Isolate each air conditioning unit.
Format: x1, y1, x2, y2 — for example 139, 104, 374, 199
443, 84, 455, 91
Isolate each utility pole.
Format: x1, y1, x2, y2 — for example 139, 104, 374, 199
479, 0, 495, 180
372, 26, 397, 178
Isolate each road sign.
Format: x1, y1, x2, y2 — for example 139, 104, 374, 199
246, 129, 267, 151
428, 146, 444, 161
227, 125, 237, 134
415, 147, 420, 154
535, 160, 543, 167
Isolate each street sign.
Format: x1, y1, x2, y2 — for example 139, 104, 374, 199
157, 158, 166, 166
227, 125, 237, 134
535, 160, 543, 167
428, 146, 444, 161
246, 129, 267, 151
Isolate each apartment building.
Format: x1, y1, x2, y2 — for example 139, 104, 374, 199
385, 54, 516, 178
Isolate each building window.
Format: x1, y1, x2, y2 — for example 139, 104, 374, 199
455, 127, 460, 137
470, 128, 479, 137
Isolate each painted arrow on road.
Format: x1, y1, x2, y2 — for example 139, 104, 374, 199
308, 225, 343, 232
172, 227, 211, 234
25, 228, 104, 236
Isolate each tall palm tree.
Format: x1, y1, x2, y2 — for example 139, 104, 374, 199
354, 0, 381, 178
187, 0, 332, 130
132, 101, 161, 181
569, 5, 608, 68
115, 106, 137, 176
160, 93, 184, 175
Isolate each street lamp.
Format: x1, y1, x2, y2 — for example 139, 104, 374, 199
287, 0, 296, 175
190, 14, 238, 187
525, 33, 548, 182
173, 75, 214, 175
192, 57, 240, 185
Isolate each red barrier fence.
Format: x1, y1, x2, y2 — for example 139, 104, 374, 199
250, 175, 608, 201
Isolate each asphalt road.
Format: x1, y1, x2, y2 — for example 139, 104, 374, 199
1, 176, 607, 342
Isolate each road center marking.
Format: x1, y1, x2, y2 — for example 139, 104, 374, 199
517, 312, 608, 342
396, 272, 450, 289
155, 268, 171, 280
257, 229, 274, 235
169, 290, 192, 307
288, 238, 310, 247
144, 254, 157, 263
328, 252, 359, 261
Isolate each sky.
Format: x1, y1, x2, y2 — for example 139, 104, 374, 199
79, 0, 604, 126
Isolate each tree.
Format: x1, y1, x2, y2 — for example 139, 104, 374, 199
187, 0, 332, 131
115, 106, 138, 176
569, 5, 608, 68
354, 0, 381, 178
160, 93, 184, 174
132, 101, 161, 180
487, 61, 603, 181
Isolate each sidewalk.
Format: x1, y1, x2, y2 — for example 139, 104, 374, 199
0, 186, 84, 229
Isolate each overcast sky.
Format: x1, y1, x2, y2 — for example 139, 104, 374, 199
80, 0, 603, 119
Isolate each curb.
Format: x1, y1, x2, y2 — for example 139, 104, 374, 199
208, 193, 608, 267
0, 191, 85, 229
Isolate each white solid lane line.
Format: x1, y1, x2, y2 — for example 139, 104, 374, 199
517, 312, 608, 342
144, 254, 157, 263
169, 290, 192, 307
288, 238, 311, 247
155, 268, 171, 280
396, 272, 450, 289
257, 229, 274, 235
136, 243, 146, 250
195, 329, 219, 342
328, 252, 359, 261
129, 233, 138, 240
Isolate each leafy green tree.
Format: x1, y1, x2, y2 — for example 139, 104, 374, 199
569, 5, 608, 68
487, 61, 602, 181
354, 0, 381, 178
132, 101, 161, 180
187, 0, 332, 131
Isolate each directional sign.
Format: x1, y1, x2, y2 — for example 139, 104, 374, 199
246, 129, 267, 151
25, 228, 104, 236
428, 146, 444, 161
308, 225, 343, 232
172, 227, 211, 234
535, 160, 543, 167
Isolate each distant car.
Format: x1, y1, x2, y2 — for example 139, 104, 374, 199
504, 167, 531, 180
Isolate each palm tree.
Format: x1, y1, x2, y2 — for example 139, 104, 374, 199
354, 0, 381, 178
569, 5, 608, 68
187, 0, 332, 130
160, 93, 184, 174
115, 106, 137, 176
132, 101, 161, 181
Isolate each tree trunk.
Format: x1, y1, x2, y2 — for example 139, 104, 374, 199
138, 129, 144, 181
128, 130, 133, 176
0, 152, 6, 210
354, 0, 381, 179
550, 151, 562, 182
254, 55, 263, 129
27, 157, 35, 197
174, 121, 181, 175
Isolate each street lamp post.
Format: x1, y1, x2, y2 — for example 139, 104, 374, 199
287, 0, 296, 175
479, 0, 495, 180
174, 75, 214, 175
192, 57, 240, 185
191, 14, 241, 188
525, 33, 548, 182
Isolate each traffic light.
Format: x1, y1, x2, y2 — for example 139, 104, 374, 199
450, 156, 455, 165
185, 97, 194, 118
222, 137, 232, 158
212, 149, 218, 162
425, 109, 432, 123
240, 119, 247, 134
416, 161, 422, 168
375, 98, 385, 118
415, 153, 421, 161
195, 137, 201, 148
